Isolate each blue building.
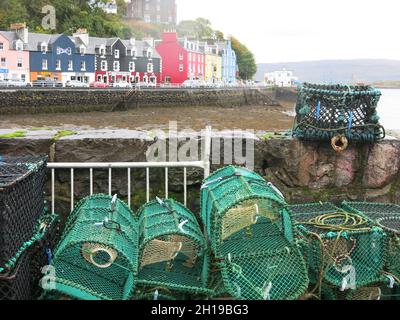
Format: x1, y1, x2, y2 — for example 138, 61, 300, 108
217, 40, 237, 84
28, 32, 95, 84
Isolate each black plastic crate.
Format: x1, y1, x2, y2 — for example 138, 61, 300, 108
0, 252, 31, 300
0, 156, 48, 266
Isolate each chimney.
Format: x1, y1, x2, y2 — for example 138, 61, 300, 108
73, 28, 89, 46
10, 23, 28, 44
130, 38, 136, 46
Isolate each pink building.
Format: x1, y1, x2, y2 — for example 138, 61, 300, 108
0, 24, 30, 82
155, 32, 205, 84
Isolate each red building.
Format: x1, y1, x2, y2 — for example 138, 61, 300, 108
155, 32, 204, 85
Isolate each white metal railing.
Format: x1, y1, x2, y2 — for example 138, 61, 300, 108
47, 127, 212, 213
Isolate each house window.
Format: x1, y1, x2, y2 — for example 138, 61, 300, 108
68, 60, 73, 71
16, 41, 23, 51
131, 50, 136, 58
147, 50, 152, 58
114, 49, 119, 59
144, 14, 151, 23
55, 59, 61, 70
21, 74, 26, 82
129, 61, 135, 72
80, 46, 86, 55
165, 76, 171, 84
101, 60, 107, 71
1, 57, 6, 67
147, 63, 153, 73
17, 58, 23, 68
42, 59, 48, 70
179, 53, 183, 60
0, 43, 3, 51
100, 47, 106, 56
179, 64, 183, 72
41, 43, 47, 53
81, 61, 86, 71
113, 61, 120, 71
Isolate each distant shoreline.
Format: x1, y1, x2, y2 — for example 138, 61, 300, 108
373, 81, 400, 89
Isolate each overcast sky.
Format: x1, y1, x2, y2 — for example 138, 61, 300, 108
177, 0, 400, 63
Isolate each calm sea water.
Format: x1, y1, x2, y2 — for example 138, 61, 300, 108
378, 89, 400, 130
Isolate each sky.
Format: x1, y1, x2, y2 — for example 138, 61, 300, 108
177, 0, 400, 64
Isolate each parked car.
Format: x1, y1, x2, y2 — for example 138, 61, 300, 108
112, 81, 132, 89
182, 79, 206, 88
135, 81, 157, 88
0, 79, 32, 87
65, 80, 89, 88
90, 81, 110, 88
32, 80, 64, 88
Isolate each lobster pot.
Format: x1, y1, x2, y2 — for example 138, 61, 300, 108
322, 282, 395, 301
292, 83, 384, 144
0, 156, 47, 266
289, 203, 386, 289
137, 199, 209, 295
30, 214, 60, 299
201, 166, 309, 300
342, 202, 400, 282
47, 195, 138, 300
0, 252, 31, 300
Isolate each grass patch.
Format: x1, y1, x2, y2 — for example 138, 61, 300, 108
0, 130, 27, 138
52, 130, 77, 141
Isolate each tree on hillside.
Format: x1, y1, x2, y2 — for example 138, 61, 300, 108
177, 18, 224, 40
231, 37, 257, 80
0, 0, 131, 38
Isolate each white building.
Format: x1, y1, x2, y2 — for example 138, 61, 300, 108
264, 69, 298, 87
89, 0, 118, 14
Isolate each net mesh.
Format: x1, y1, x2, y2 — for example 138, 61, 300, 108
137, 198, 210, 295
0, 156, 47, 266
288, 202, 386, 291
201, 166, 309, 300
46, 194, 138, 300
341, 201, 400, 285
292, 83, 384, 143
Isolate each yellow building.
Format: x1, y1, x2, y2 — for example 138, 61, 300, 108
204, 44, 222, 83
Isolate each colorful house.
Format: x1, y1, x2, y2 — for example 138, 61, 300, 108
155, 32, 187, 84
201, 42, 222, 84
28, 32, 95, 84
179, 38, 205, 81
0, 24, 30, 82
216, 40, 237, 84
88, 35, 161, 85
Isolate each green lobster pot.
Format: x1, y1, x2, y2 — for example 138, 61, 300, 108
293, 83, 384, 147
342, 201, 400, 284
136, 198, 210, 295
201, 166, 309, 300
47, 194, 139, 300
288, 202, 387, 290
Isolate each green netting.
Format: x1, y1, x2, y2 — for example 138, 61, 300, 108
322, 282, 397, 300
288, 202, 387, 293
201, 166, 309, 300
341, 201, 400, 284
46, 194, 138, 300
136, 198, 210, 295
292, 83, 384, 143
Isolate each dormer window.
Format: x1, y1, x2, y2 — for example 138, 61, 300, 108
40, 42, 48, 53
15, 40, 23, 51
0, 43, 3, 51
79, 45, 86, 55
131, 49, 136, 58
100, 46, 106, 56
114, 49, 119, 59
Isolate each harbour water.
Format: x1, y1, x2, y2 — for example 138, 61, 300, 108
377, 89, 400, 130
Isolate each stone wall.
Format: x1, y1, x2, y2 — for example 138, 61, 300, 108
2, 134, 399, 223
0, 88, 278, 114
